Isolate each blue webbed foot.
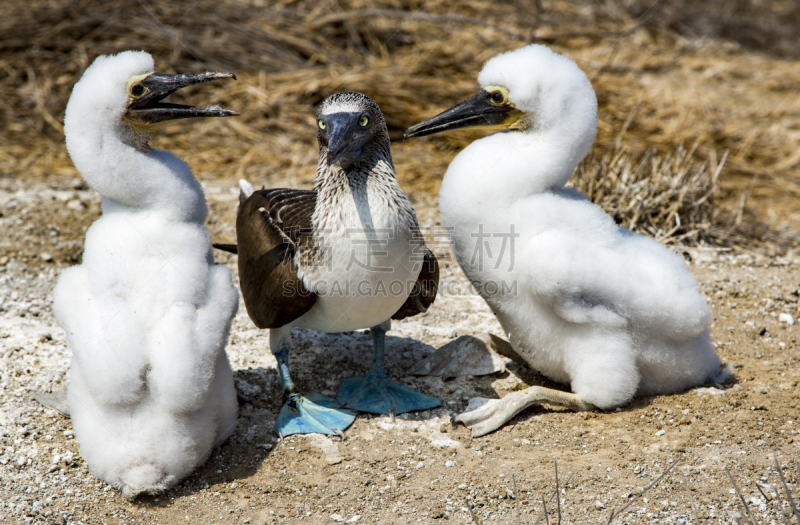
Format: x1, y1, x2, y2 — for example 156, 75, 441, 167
337, 376, 442, 415
276, 392, 356, 438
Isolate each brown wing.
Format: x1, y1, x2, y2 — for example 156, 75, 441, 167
235, 189, 317, 329
257, 188, 317, 244
392, 248, 439, 321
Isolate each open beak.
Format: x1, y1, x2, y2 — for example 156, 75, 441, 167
127, 71, 239, 124
404, 90, 524, 139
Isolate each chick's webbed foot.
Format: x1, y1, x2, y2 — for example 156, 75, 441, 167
32, 387, 70, 417
276, 392, 356, 438
455, 386, 594, 437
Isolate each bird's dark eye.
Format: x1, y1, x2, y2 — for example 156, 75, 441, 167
359, 115, 370, 127
130, 84, 145, 97
491, 91, 505, 104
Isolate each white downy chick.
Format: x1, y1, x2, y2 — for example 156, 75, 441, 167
53, 50, 240, 496
405, 45, 730, 436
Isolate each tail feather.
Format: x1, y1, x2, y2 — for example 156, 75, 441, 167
712, 363, 733, 387
239, 179, 255, 204
212, 243, 238, 254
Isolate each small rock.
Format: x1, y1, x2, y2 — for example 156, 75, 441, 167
520, 438, 531, 445
331, 514, 344, 522
348, 516, 360, 523
445, 461, 455, 467
595, 500, 605, 509
40, 253, 53, 262
458, 484, 468, 490
779, 313, 795, 326
655, 430, 665, 436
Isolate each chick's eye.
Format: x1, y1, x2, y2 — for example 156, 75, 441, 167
318, 119, 326, 130
359, 115, 370, 127
491, 91, 505, 104
130, 84, 146, 97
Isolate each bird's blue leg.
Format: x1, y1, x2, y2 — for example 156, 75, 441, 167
274, 342, 356, 438
337, 321, 442, 416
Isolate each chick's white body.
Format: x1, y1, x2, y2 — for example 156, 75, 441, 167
439, 45, 725, 409
53, 51, 238, 496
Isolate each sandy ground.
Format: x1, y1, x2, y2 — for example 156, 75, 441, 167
1, 177, 799, 525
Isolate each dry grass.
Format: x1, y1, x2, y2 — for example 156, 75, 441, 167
1, 0, 799, 251
571, 142, 794, 252
514, 454, 800, 525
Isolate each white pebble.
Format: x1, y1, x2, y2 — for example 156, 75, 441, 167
779, 313, 794, 325
445, 461, 455, 467
655, 430, 665, 436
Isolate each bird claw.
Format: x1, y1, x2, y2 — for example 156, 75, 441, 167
454, 396, 518, 438
455, 387, 592, 437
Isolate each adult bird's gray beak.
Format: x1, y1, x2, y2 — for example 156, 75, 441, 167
404, 90, 525, 139
126, 71, 239, 124
325, 113, 371, 166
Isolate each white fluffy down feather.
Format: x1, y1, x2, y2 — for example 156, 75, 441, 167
53, 51, 238, 496
436, 45, 729, 411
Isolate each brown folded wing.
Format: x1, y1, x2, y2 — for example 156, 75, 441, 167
235, 188, 318, 329
392, 247, 439, 321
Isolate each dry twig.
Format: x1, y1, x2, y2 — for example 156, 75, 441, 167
725, 466, 758, 525
685, 484, 700, 525
466, 498, 481, 525
773, 451, 800, 524
605, 461, 680, 524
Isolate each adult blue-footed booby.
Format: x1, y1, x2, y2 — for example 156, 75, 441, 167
404, 45, 730, 437
53, 51, 239, 496
218, 93, 442, 438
